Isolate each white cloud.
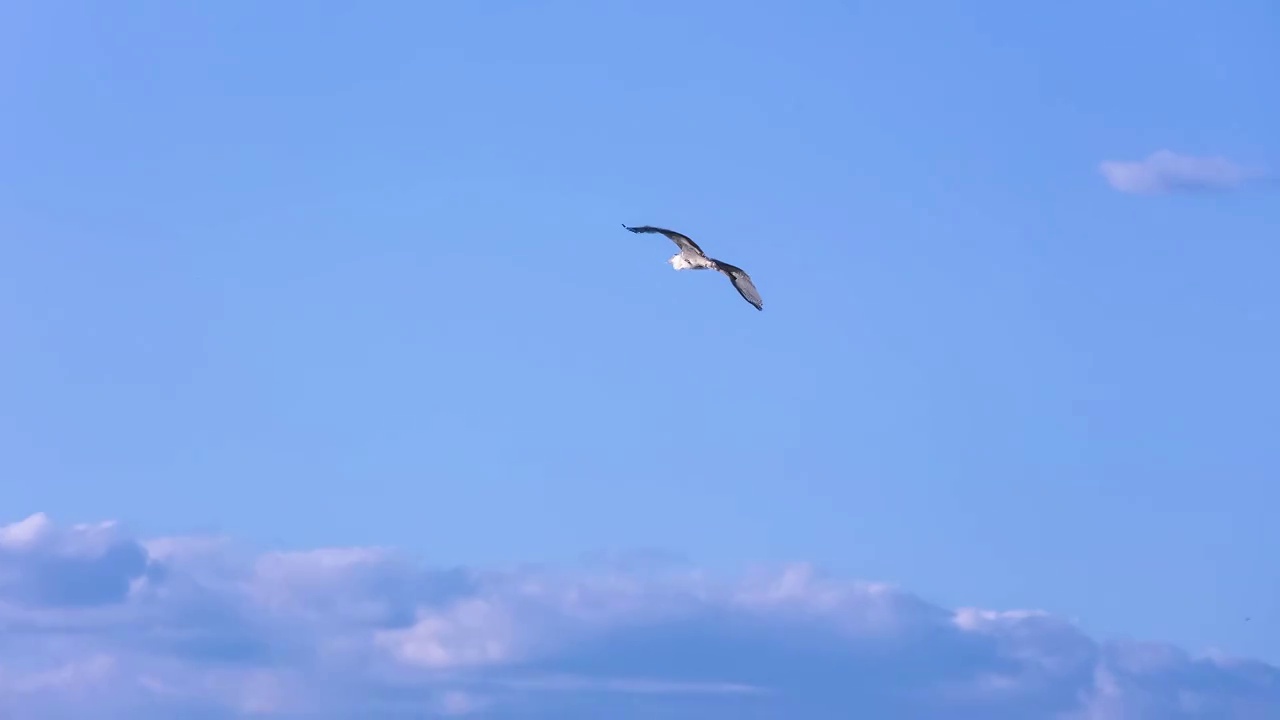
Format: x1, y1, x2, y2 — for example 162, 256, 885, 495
1098, 150, 1267, 195
0, 512, 1277, 719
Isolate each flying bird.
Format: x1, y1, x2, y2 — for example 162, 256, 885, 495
621, 224, 763, 311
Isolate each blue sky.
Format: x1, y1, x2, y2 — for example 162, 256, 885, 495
2, 2, 1278, 716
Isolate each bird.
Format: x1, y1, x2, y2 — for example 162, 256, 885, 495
621, 224, 763, 311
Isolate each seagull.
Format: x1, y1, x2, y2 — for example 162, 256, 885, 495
621, 224, 763, 311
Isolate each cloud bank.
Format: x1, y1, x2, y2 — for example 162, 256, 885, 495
1098, 150, 1267, 195
1, 513, 1277, 719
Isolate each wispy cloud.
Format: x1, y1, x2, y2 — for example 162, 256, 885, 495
1099, 150, 1268, 195
1, 513, 1277, 719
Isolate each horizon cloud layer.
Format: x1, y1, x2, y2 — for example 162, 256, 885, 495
1, 512, 1277, 719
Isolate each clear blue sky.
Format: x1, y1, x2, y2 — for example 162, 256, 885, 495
3, 0, 1277, 672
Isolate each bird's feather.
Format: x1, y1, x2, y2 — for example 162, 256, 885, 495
714, 261, 763, 311
621, 224, 706, 256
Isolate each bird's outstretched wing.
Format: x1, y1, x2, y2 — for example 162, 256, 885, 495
621, 224, 705, 256
713, 261, 763, 311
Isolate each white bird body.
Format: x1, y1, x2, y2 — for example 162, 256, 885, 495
668, 251, 716, 271
623, 224, 763, 311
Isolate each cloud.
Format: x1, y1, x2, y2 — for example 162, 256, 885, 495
0, 512, 150, 607
1, 514, 1277, 719
1098, 150, 1268, 195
